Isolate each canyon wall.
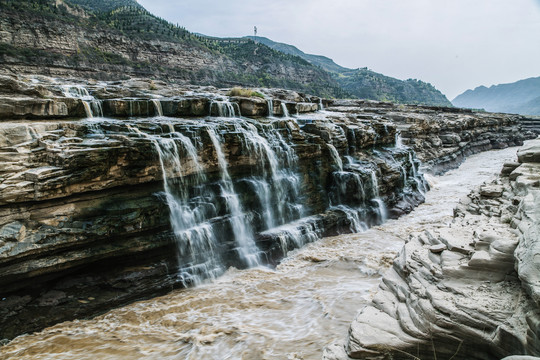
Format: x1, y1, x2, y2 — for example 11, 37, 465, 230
325, 140, 540, 359
0, 75, 531, 340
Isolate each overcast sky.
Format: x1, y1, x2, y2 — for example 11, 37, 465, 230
138, 0, 540, 99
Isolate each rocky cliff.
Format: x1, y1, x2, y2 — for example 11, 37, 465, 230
0, 0, 451, 104
0, 0, 346, 98
0, 75, 531, 341
325, 139, 540, 359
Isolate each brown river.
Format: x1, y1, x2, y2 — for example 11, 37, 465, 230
0, 146, 520, 360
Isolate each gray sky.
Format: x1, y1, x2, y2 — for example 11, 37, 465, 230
138, 0, 540, 99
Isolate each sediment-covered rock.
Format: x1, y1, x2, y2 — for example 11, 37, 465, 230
328, 138, 540, 360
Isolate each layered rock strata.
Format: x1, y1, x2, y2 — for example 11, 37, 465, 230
327, 138, 540, 359
0, 76, 530, 341
326, 99, 530, 174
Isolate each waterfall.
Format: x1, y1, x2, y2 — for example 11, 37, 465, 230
318, 99, 324, 110
81, 102, 93, 118
267, 99, 274, 117
246, 179, 275, 229
368, 169, 388, 223
332, 205, 368, 233
231, 119, 305, 228
395, 132, 404, 148
207, 127, 261, 267
129, 125, 223, 285
408, 152, 428, 195
151, 99, 163, 116
327, 144, 343, 171
61, 85, 103, 118
261, 217, 322, 256
210, 100, 238, 117
281, 103, 290, 118
372, 198, 388, 223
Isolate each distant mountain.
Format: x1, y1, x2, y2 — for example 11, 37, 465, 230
453, 77, 540, 115
246, 36, 349, 74
247, 36, 451, 107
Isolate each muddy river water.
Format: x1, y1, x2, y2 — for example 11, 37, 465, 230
0, 146, 520, 360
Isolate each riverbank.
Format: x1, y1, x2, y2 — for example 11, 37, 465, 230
0, 141, 525, 359
326, 138, 540, 359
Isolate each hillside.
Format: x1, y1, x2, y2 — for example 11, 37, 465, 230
453, 77, 540, 115
0, 0, 347, 98
0, 0, 449, 104
248, 36, 452, 106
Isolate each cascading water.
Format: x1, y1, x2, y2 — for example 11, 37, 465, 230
267, 98, 274, 117
209, 100, 238, 117
327, 144, 344, 171
281, 103, 290, 118
409, 151, 428, 195
232, 119, 305, 228
134, 126, 224, 285
206, 127, 262, 267
395, 131, 404, 148
151, 99, 163, 117
61, 85, 103, 118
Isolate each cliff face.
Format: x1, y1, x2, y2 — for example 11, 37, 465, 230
326, 140, 540, 360
0, 0, 346, 98
0, 75, 531, 340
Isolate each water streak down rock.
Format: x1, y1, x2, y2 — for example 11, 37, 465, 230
0, 77, 531, 340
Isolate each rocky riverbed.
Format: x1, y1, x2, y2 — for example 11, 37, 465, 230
0, 74, 533, 342
325, 139, 540, 359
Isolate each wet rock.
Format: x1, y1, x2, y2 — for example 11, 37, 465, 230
336, 138, 540, 359
518, 142, 540, 163
480, 184, 504, 198
230, 96, 268, 117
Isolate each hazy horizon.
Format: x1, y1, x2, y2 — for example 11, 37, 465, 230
137, 0, 540, 100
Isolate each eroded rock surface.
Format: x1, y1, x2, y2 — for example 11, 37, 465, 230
0, 76, 531, 341
328, 138, 540, 360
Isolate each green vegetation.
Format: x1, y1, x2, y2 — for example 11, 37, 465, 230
247, 36, 452, 106
0, 0, 451, 103
336, 69, 452, 106
229, 87, 265, 99
66, 0, 142, 12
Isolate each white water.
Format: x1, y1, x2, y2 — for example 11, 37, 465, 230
267, 98, 274, 117
327, 144, 343, 171
0, 145, 520, 360
61, 85, 103, 118
207, 127, 262, 267
210, 100, 238, 117
281, 102, 290, 118
151, 99, 163, 116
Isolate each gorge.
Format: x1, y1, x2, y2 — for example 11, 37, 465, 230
0, 74, 537, 360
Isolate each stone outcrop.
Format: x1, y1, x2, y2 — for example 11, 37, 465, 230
0, 76, 531, 341
326, 99, 530, 174
327, 138, 540, 360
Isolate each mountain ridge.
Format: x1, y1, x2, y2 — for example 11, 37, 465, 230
453, 76, 540, 115
247, 36, 452, 106
0, 0, 449, 105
